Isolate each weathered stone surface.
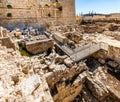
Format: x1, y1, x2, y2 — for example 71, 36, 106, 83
64, 57, 74, 68
76, 67, 120, 102
86, 76, 109, 101
0, 37, 17, 50
17, 75, 41, 96
55, 55, 67, 64
0, 27, 8, 37
108, 45, 120, 63
107, 60, 118, 68
0, 0, 75, 27
65, 32, 83, 43
25, 39, 53, 54
0, 45, 53, 102
98, 58, 106, 65
54, 80, 83, 102
44, 54, 88, 102
0, 81, 5, 97
1, 23, 120, 102
49, 63, 56, 71
13, 29, 22, 38
53, 33, 69, 44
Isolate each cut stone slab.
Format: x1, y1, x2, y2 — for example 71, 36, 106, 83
18, 74, 41, 96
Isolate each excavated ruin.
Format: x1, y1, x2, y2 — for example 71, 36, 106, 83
0, 24, 120, 102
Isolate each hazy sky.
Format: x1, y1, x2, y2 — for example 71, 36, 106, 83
76, 0, 120, 14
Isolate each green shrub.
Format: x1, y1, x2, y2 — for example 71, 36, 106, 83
38, 56, 41, 60
19, 45, 32, 57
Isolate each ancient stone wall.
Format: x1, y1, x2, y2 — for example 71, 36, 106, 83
62, 0, 76, 24
0, 0, 76, 27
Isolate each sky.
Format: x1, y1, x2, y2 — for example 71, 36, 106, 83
75, 0, 120, 15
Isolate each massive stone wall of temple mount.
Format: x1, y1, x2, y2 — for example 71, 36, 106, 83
0, 0, 76, 27
62, 0, 76, 24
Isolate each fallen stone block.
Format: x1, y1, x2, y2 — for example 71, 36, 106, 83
64, 57, 74, 68
17, 74, 41, 96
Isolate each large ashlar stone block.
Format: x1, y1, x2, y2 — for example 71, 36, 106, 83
53, 33, 68, 44
25, 39, 54, 54
17, 75, 41, 96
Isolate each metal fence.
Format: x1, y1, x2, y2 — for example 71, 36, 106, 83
56, 41, 108, 62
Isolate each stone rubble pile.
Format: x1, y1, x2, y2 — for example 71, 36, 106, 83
0, 43, 89, 102
0, 24, 120, 102
74, 67, 120, 102
0, 26, 54, 55
0, 45, 53, 102
33, 50, 89, 102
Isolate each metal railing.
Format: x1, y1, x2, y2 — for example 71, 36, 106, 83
55, 40, 108, 62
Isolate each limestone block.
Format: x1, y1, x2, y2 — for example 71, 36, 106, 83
86, 77, 109, 101
0, 81, 5, 97
25, 39, 53, 54
15, 32, 22, 38
98, 58, 106, 65
2, 29, 8, 37
53, 33, 68, 44
55, 55, 67, 64
0, 27, 8, 37
0, 37, 17, 50
64, 57, 74, 68
53, 64, 67, 72
68, 33, 83, 43
49, 63, 56, 71
107, 61, 118, 68
0, 27, 3, 37
17, 75, 41, 96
